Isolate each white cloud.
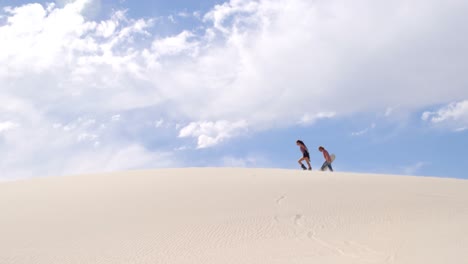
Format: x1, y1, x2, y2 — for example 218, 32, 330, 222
351, 129, 369, 137
167, 15, 176, 24
154, 119, 165, 128
351, 123, 376, 136
174, 145, 190, 151
150, 30, 199, 58
178, 120, 248, 148
0, 121, 19, 133
138, 0, 468, 128
299, 112, 336, 125
402, 161, 428, 176
422, 100, 468, 129
203, 0, 259, 34
1, 0, 468, 177
0, 113, 176, 179
193, 11, 201, 19
423, 100, 468, 123
96, 18, 117, 38
177, 11, 191, 18
111, 115, 121, 122
222, 155, 266, 168
3, 0, 467, 124
385, 107, 394, 117
77, 132, 98, 142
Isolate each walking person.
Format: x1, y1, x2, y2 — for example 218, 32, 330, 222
319, 146, 333, 172
296, 140, 312, 170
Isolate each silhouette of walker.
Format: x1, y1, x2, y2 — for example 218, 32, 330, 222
319, 146, 334, 172
296, 140, 312, 170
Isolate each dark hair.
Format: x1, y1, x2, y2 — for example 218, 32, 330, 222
296, 140, 306, 147
318, 146, 324, 151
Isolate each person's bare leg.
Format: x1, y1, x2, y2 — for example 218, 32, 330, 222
298, 158, 307, 169
298, 157, 304, 165
305, 158, 312, 170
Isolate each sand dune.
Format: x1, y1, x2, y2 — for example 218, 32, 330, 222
1, 168, 467, 264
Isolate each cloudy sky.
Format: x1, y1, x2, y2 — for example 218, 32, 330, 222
0, 0, 467, 180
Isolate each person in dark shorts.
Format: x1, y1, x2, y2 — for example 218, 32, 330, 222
319, 146, 333, 172
296, 140, 312, 170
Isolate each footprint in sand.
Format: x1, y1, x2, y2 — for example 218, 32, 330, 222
276, 195, 286, 205
294, 214, 304, 226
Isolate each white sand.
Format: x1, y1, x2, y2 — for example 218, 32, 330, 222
1, 168, 467, 264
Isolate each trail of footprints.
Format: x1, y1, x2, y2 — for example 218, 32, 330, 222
274, 195, 395, 263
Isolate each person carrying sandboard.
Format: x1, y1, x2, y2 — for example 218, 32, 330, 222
319, 146, 334, 172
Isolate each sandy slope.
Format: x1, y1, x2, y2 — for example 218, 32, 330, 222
0, 168, 467, 264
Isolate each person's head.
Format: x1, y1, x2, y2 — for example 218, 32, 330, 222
296, 140, 304, 146
318, 146, 324, 152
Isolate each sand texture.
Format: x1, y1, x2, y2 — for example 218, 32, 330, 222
1, 168, 467, 264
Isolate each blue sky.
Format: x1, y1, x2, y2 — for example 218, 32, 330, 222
0, 0, 467, 180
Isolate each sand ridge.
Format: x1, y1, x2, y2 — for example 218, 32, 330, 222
0, 168, 467, 263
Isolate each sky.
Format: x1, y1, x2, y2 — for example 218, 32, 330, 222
0, 0, 467, 180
